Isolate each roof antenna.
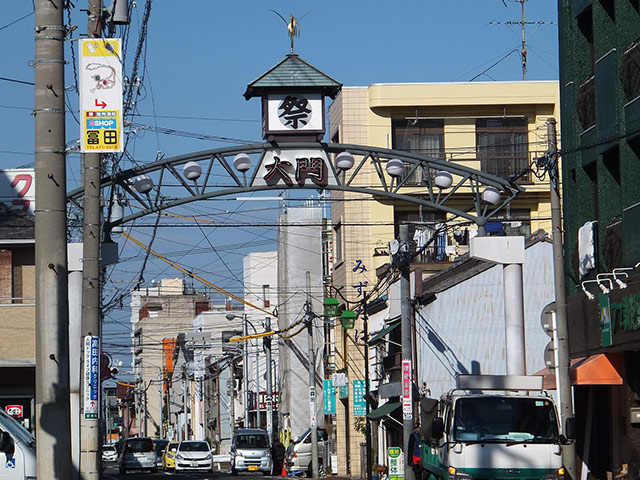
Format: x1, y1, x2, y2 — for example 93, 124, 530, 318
271, 10, 311, 54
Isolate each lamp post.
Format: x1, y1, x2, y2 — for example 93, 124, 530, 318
226, 313, 261, 428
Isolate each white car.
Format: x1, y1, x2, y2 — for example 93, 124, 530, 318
174, 440, 213, 473
101, 444, 117, 462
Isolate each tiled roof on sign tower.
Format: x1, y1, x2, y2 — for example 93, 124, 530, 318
244, 54, 342, 100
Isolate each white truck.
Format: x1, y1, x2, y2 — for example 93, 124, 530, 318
0, 409, 37, 480
421, 375, 573, 480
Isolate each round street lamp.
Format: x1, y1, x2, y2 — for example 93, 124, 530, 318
335, 152, 355, 171
385, 158, 405, 177
233, 153, 252, 172
133, 175, 153, 194
183, 161, 202, 181
481, 186, 501, 205
434, 171, 453, 189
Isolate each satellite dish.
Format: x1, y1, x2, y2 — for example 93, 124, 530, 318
389, 239, 400, 255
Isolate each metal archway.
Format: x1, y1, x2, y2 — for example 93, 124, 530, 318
67, 142, 522, 233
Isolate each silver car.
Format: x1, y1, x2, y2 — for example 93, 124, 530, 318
118, 437, 157, 474
174, 440, 213, 472
230, 428, 272, 475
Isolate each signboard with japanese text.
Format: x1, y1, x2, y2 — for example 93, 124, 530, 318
84, 336, 100, 419
79, 38, 123, 153
252, 149, 338, 188
309, 386, 317, 428
600, 294, 612, 347
265, 93, 323, 135
388, 447, 404, 480
323, 379, 336, 415
0, 169, 35, 213
332, 372, 347, 387
353, 379, 367, 416
402, 359, 412, 420
5, 405, 23, 418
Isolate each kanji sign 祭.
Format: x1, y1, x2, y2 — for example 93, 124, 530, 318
79, 39, 123, 152
278, 95, 311, 129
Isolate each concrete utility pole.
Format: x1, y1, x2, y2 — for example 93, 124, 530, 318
363, 295, 372, 480
242, 315, 249, 427
306, 272, 320, 480
255, 337, 261, 429
547, 118, 576, 479
264, 317, 273, 442
80, 0, 104, 477
399, 225, 414, 480
34, 0, 72, 478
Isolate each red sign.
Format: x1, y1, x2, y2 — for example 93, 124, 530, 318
5, 405, 23, 418
401, 359, 412, 420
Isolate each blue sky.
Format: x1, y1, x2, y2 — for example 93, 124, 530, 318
0, 0, 559, 367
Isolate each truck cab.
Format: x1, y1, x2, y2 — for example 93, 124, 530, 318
0, 409, 37, 480
422, 375, 573, 480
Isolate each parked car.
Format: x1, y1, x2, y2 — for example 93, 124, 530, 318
102, 444, 118, 462
230, 428, 272, 475
285, 427, 329, 477
161, 441, 180, 471
118, 437, 157, 474
153, 439, 169, 467
0, 408, 37, 480
174, 440, 213, 472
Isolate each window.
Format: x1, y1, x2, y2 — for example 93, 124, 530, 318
392, 119, 445, 185
476, 118, 530, 182
334, 223, 343, 263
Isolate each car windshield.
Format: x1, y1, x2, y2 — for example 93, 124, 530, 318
453, 397, 559, 443
167, 442, 179, 452
179, 441, 209, 452
154, 441, 169, 454
236, 434, 269, 449
0, 410, 35, 447
294, 428, 311, 444
103, 445, 116, 452
124, 438, 153, 453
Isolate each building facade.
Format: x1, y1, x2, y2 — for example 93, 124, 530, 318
558, 0, 640, 477
328, 80, 560, 476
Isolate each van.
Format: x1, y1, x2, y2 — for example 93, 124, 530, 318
0, 409, 37, 480
285, 427, 329, 477
118, 437, 157, 474
230, 428, 272, 475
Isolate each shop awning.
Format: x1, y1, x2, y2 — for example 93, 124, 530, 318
535, 353, 623, 390
368, 319, 400, 346
367, 401, 401, 420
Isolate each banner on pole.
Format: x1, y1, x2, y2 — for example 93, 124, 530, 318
79, 38, 123, 153
84, 336, 100, 419
402, 359, 412, 420
323, 379, 336, 414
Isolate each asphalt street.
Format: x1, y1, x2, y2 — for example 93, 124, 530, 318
102, 462, 283, 480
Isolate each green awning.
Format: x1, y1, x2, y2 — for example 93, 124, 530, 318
368, 319, 400, 346
367, 401, 401, 420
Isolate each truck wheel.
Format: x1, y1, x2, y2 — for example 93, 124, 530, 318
231, 466, 238, 476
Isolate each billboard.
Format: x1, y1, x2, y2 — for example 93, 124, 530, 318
79, 39, 123, 153
0, 169, 35, 213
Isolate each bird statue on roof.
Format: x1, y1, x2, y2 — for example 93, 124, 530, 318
270, 10, 311, 54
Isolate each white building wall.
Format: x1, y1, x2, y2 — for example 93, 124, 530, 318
277, 206, 324, 440
415, 240, 555, 399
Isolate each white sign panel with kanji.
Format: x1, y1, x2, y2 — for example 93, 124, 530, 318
402, 359, 412, 420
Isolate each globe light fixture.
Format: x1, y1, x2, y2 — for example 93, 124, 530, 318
341, 310, 357, 330
481, 186, 501, 205
133, 175, 153, 194
233, 153, 252, 172
434, 171, 453, 189
385, 158, 405, 177
323, 297, 339, 317
335, 152, 355, 171
183, 161, 202, 181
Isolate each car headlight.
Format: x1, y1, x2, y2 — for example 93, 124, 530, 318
176, 454, 184, 460
205, 453, 212, 460
448, 466, 473, 480
543, 467, 566, 480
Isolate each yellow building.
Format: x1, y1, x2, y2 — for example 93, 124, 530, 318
327, 81, 559, 476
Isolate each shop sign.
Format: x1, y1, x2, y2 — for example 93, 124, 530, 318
599, 294, 612, 347
402, 359, 412, 420
388, 447, 404, 480
252, 149, 338, 188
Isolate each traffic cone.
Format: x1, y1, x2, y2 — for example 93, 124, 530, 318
282, 464, 287, 477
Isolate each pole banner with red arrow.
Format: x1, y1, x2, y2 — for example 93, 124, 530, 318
83, 335, 100, 419
79, 38, 123, 153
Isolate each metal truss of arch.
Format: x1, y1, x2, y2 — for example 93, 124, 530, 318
66, 142, 523, 234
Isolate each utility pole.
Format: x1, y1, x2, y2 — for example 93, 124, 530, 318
80, 0, 104, 477
159, 374, 164, 439
34, 1, 72, 478
363, 295, 372, 480
306, 272, 320, 480
255, 337, 261, 429
242, 315, 249, 427
399, 225, 414, 480
547, 118, 576, 479
264, 317, 273, 442
136, 378, 142, 438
